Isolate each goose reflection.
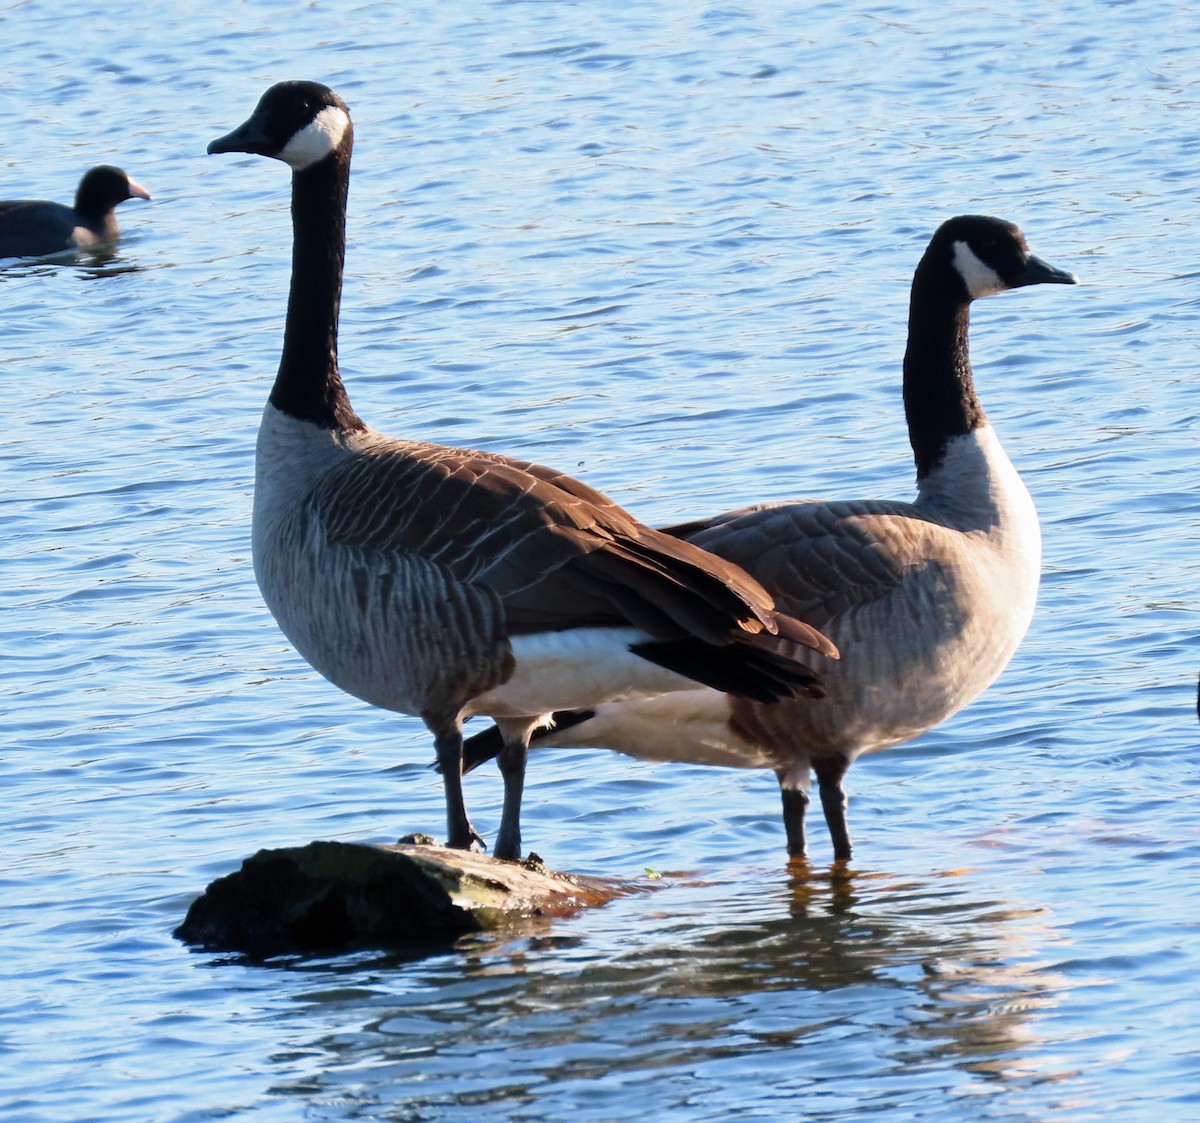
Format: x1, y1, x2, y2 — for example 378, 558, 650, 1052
254, 865, 1073, 1113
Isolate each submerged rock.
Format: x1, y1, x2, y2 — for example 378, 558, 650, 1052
175, 839, 618, 956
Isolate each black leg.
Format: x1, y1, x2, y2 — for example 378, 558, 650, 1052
432, 724, 485, 853
814, 758, 852, 862
777, 770, 810, 858
492, 735, 527, 862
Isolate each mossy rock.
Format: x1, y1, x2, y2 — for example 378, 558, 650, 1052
176, 839, 619, 956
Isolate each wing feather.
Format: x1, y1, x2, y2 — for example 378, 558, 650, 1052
668, 498, 965, 627
305, 437, 833, 652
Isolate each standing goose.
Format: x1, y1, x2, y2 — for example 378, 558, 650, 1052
0, 165, 150, 259
207, 81, 836, 861
462, 215, 1077, 862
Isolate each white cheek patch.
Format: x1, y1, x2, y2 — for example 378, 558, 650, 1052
952, 240, 1005, 299
279, 105, 350, 170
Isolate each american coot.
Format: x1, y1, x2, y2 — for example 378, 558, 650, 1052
206, 81, 837, 861
461, 215, 1078, 863
0, 165, 150, 259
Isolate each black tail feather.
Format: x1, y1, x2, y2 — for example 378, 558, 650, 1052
630, 637, 826, 704
456, 709, 597, 774
457, 725, 504, 774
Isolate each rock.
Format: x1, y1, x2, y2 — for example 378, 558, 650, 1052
175, 839, 621, 955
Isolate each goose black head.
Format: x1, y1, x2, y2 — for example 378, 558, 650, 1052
208, 81, 352, 171
930, 214, 1078, 301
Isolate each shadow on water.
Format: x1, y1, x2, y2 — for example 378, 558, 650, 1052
224, 862, 1076, 1116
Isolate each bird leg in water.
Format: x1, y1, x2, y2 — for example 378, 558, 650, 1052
777, 765, 811, 857
780, 784, 811, 857
814, 757, 853, 862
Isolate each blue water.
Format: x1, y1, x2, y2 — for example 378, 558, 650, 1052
3, 1, 1199, 1119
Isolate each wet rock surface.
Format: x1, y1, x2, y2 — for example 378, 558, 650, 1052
175, 839, 619, 956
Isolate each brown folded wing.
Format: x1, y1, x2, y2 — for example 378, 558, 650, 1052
310, 437, 833, 653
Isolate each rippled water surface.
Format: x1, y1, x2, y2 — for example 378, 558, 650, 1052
4, 1, 1199, 1119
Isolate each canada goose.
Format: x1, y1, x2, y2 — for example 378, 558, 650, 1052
461, 214, 1078, 862
0, 165, 150, 259
207, 81, 836, 861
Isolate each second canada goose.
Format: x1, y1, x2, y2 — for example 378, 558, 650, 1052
0, 165, 150, 259
461, 215, 1078, 862
207, 81, 836, 861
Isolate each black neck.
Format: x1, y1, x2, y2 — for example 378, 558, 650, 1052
269, 142, 364, 431
73, 193, 117, 235
902, 258, 984, 479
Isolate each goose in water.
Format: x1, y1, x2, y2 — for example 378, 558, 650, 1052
207, 81, 836, 861
0, 165, 150, 259
461, 214, 1078, 862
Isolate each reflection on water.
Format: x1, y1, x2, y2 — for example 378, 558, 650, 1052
253, 864, 1081, 1117
0, 245, 143, 278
